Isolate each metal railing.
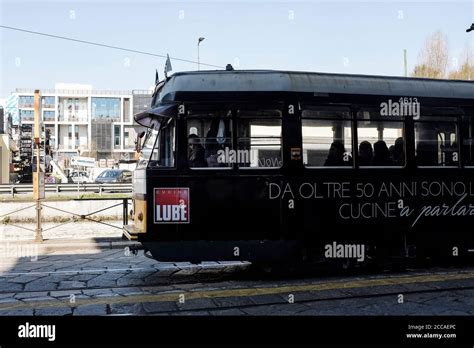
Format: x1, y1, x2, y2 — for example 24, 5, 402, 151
0, 197, 132, 237
0, 183, 133, 197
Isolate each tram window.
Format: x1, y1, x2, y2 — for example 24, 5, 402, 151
187, 111, 232, 168
301, 107, 351, 120
302, 118, 352, 167
356, 121, 405, 167
137, 129, 158, 168
148, 119, 176, 168
237, 116, 282, 168
462, 116, 474, 166
415, 121, 459, 167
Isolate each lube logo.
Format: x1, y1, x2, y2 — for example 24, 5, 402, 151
154, 188, 190, 224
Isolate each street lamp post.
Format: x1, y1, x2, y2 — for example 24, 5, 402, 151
197, 37, 205, 70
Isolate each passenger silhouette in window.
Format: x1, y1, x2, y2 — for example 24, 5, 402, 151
188, 134, 207, 168
391, 137, 405, 166
325, 141, 351, 166
358, 141, 373, 166
204, 117, 231, 167
372, 140, 393, 166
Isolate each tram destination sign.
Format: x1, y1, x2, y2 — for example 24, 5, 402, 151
154, 188, 190, 224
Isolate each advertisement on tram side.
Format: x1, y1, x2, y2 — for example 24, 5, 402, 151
154, 187, 190, 224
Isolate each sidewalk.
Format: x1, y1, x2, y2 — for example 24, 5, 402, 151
0, 237, 139, 254
0, 220, 123, 241
0, 220, 139, 254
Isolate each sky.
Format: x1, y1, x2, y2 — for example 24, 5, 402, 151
0, 0, 473, 99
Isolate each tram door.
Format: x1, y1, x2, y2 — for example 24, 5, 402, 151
178, 107, 284, 242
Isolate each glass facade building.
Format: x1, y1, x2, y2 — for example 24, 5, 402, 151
91, 97, 121, 121
11, 88, 150, 162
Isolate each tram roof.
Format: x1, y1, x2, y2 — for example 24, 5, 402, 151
159, 69, 474, 100
137, 70, 474, 127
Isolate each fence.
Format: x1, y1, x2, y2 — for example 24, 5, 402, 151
0, 183, 133, 197
0, 197, 131, 237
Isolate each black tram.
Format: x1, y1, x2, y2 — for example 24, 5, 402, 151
124, 70, 474, 266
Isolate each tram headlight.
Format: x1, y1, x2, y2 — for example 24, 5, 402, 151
133, 198, 147, 233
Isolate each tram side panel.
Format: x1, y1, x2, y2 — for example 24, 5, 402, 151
140, 173, 300, 262
288, 170, 474, 263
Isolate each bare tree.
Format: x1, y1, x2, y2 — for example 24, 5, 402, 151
411, 31, 449, 79
448, 48, 474, 80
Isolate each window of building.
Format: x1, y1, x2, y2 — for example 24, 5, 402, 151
186, 108, 232, 168
43, 111, 55, 122
237, 109, 282, 168
91, 98, 120, 121
18, 96, 34, 108
65, 125, 73, 150
44, 125, 55, 154
123, 98, 130, 122
415, 117, 459, 167
356, 109, 405, 167
19, 110, 34, 121
58, 97, 88, 122
75, 126, 79, 148
42, 96, 55, 109
114, 125, 121, 149
302, 106, 352, 167
124, 130, 130, 146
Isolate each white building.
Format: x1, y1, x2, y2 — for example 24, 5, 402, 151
7, 85, 152, 164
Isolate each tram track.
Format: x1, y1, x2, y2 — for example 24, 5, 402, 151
147, 284, 474, 315
1, 267, 473, 314
0, 264, 472, 296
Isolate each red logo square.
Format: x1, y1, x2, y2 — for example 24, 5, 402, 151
154, 188, 190, 224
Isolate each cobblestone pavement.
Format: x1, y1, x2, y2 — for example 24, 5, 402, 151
0, 243, 473, 316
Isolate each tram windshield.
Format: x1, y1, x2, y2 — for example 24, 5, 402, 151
137, 128, 158, 168
138, 119, 176, 169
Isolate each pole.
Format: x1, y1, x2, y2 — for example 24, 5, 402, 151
197, 37, 205, 71
404, 49, 408, 77
33, 90, 43, 243
35, 139, 42, 242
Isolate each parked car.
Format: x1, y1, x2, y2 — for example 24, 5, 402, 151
94, 169, 132, 184
68, 170, 89, 184
88, 167, 109, 183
